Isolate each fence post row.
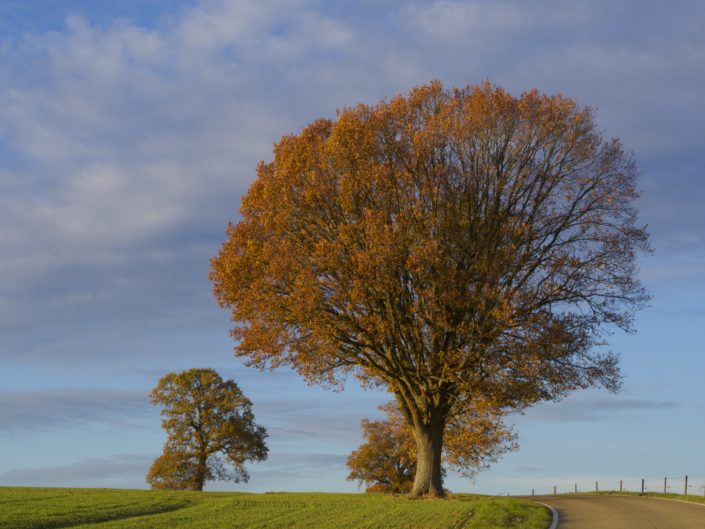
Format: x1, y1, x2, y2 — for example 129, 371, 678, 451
533, 476, 699, 496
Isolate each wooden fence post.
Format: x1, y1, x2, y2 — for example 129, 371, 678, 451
685, 475, 688, 496
664, 477, 667, 494
620, 480, 623, 492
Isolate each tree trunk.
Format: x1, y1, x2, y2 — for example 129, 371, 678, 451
194, 453, 207, 491
409, 411, 445, 498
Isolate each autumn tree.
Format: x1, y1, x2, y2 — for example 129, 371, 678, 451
347, 402, 417, 493
147, 368, 268, 491
210, 81, 650, 497
347, 400, 515, 493
146, 450, 200, 490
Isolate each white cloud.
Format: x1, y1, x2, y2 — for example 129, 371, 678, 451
176, 0, 287, 53
0, 454, 155, 487
0, 0, 702, 367
404, 1, 532, 41
522, 395, 678, 423
0, 388, 153, 435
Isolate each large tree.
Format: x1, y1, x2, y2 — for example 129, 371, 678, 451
147, 368, 268, 491
210, 81, 650, 497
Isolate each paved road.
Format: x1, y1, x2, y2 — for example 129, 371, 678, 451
535, 495, 705, 528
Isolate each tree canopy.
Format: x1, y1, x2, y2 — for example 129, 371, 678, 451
147, 368, 268, 491
210, 81, 650, 496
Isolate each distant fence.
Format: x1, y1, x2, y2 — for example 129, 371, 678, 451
531, 476, 705, 497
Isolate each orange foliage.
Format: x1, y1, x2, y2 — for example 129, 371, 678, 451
347, 403, 417, 493
443, 395, 517, 480
211, 81, 649, 496
146, 450, 200, 491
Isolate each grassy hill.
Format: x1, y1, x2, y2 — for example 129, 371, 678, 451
0, 487, 550, 529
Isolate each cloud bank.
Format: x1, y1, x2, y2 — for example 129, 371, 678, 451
1, 0, 703, 369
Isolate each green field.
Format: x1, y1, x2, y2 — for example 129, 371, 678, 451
0, 487, 550, 529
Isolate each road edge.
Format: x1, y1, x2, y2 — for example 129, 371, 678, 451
643, 495, 705, 509
537, 502, 558, 529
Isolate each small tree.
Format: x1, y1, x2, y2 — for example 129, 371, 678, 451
210, 81, 650, 497
146, 450, 199, 490
347, 401, 515, 493
347, 403, 417, 493
147, 368, 268, 491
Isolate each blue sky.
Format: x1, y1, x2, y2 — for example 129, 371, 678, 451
0, 0, 703, 495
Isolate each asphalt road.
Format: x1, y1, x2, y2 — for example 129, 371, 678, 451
535, 495, 705, 528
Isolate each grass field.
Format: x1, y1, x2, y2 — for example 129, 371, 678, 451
0, 487, 550, 529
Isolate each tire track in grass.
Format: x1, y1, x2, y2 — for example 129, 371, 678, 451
8, 499, 193, 529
